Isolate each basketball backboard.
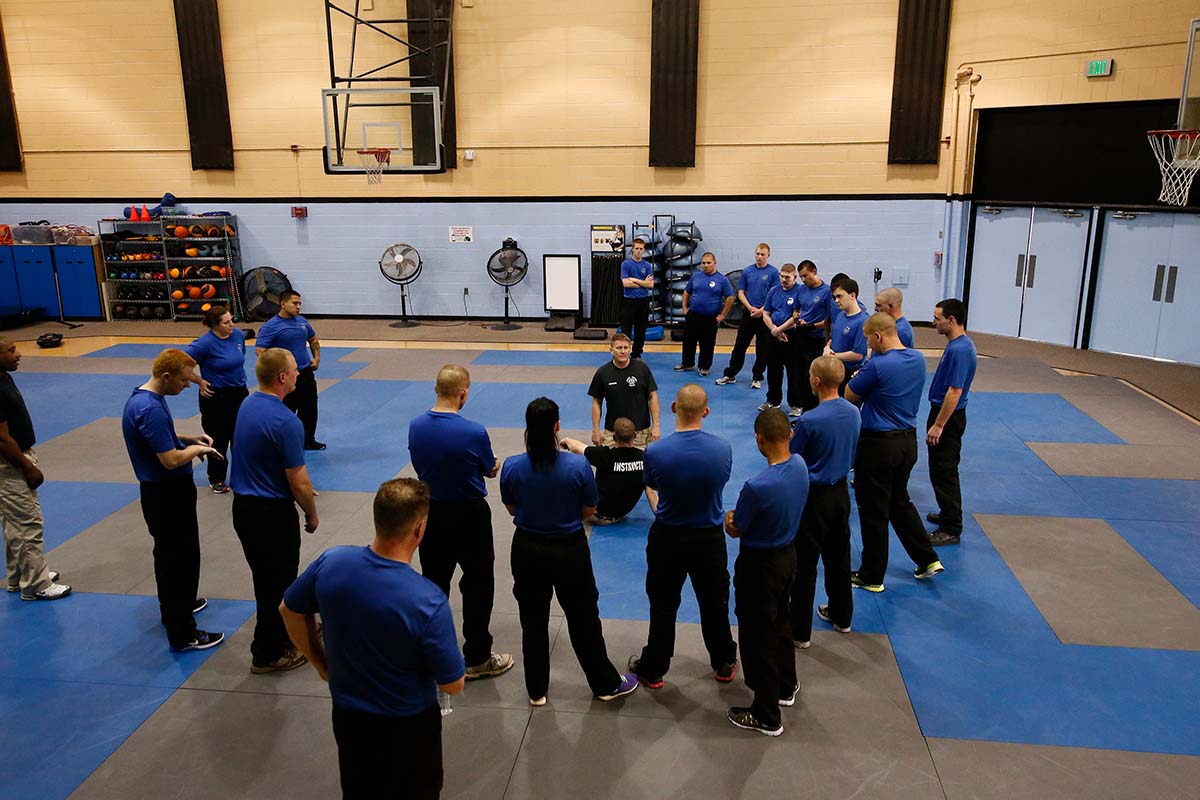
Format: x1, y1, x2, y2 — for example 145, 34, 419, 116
1180, 17, 1200, 130
322, 87, 444, 174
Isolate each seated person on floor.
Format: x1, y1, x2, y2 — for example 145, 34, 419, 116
560, 417, 658, 524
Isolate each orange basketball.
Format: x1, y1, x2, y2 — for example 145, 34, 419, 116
171, 290, 184, 300
215, 266, 227, 278
169, 268, 180, 279
187, 286, 202, 299
177, 302, 190, 311
201, 303, 212, 312
174, 225, 188, 238
201, 283, 216, 299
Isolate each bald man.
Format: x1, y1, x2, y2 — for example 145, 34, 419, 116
874, 288, 914, 348
629, 384, 738, 689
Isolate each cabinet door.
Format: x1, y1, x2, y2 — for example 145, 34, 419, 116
12, 246, 59, 317
1018, 209, 1090, 346
54, 245, 102, 318
967, 206, 1031, 337
0, 247, 18, 309
1089, 213, 1173, 359
1152, 214, 1200, 365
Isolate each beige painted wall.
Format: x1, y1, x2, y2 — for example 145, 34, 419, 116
0, 0, 1191, 198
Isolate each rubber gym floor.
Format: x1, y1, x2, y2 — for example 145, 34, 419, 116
2, 327, 1199, 799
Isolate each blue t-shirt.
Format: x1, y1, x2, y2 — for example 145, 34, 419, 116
796, 282, 834, 338
896, 316, 915, 348
644, 430, 732, 528
230, 391, 306, 499
790, 398, 861, 484
738, 264, 780, 308
122, 389, 191, 483
764, 283, 804, 327
256, 314, 317, 370
621, 257, 652, 299
830, 310, 868, 368
500, 452, 598, 535
685, 270, 734, 316
283, 546, 465, 718
408, 410, 495, 501
848, 348, 927, 432
186, 329, 247, 389
929, 334, 977, 408
732, 455, 809, 549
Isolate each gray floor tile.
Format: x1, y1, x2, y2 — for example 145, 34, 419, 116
17, 355, 154, 375
34, 418, 138, 483
929, 737, 1200, 800
977, 513, 1200, 650
1027, 442, 1200, 479
1065, 392, 1200, 446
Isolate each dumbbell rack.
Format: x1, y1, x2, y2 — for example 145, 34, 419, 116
99, 215, 243, 322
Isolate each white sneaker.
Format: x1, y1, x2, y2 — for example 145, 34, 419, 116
7, 570, 58, 593
21, 582, 72, 601
788, 408, 802, 418
750, 379, 762, 389
757, 401, 780, 411
465, 652, 515, 680
715, 375, 735, 385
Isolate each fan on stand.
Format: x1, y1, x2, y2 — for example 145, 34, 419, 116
486, 238, 528, 331
241, 267, 293, 322
379, 243, 423, 328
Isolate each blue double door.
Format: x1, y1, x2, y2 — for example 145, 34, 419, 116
0, 245, 102, 319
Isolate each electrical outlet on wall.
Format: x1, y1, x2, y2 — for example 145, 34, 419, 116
463, 287, 469, 296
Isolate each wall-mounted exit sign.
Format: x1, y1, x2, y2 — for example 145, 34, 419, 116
1087, 58, 1114, 77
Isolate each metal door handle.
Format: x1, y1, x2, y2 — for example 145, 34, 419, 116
1025, 255, 1037, 288
1015, 254, 1026, 287
1165, 266, 1178, 303
1152, 264, 1166, 301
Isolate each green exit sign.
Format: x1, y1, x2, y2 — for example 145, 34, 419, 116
1087, 58, 1114, 77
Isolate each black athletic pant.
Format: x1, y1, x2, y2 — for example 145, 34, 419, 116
791, 481, 853, 642
139, 479, 200, 649
680, 311, 720, 371
233, 494, 301, 664
734, 545, 797, 729
198, 385, 248, 485
927, 405, 967, 534
284, 366, 319, 445
766, 333, 803, 409
332, 704, 442, 800
638, 522, 737, 679
854, 429, 939, 585
796, 335, 825, 411
420, 498, 495, 667
620, 296, 651, 358
723, 315, 769, 381
510, 528, 622, 700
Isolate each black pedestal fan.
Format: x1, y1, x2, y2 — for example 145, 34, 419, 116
486, 238, 528, 331
379, 243, 423, 328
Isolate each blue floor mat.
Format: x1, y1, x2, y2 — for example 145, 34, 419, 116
40, 482, 142, 550
84, 343, 174, 358
1063, 477, 1200, 522
966, 393, 1124, 444
1107, 519, 1200, 609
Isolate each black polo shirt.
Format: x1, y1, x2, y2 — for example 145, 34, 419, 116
0, 372, 36, 451
587, 359, 657, 431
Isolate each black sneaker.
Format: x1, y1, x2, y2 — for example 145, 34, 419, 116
210, 482, 230, 494
193, 597, 208, 614
171, 630, 224, 652
715, 660, 737, 683
627, 655, 664, 689
929, 529, 961, 546
304, 440, 327, 451
673, 364, 694, 372
778, 686, 800, 707
817, 604, 851, 633
727, 706, 782, 737
926, 512, 942, 525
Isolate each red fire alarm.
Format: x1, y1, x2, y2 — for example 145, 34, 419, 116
291, 206, 308, 219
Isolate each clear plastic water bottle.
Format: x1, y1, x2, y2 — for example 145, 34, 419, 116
437, 687, 453, 717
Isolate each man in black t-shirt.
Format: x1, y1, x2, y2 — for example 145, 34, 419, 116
562, 418, 658, 524
588, 333, 661, 448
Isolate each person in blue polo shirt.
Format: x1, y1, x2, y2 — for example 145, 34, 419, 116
874, 287, 915, 348
187, 305, 247, 494
281, 478, 465, 800
675, 252, 734, 377
630, 383, 738, 688
790, 356, 861, 646
846, 314, 942, 592
724, 407, 808, 737
926, 298, 978, 546
122, 349, 224, 651
759, 263, 805, 414
500, 397, 637, 706
825, 279, 869, 392
256, 290, 325, 450
717, 243, 779, 388
408, 364, 513, 682
619, 237, 655, 359
231, 347, 320, 674
793, 260, 835, 413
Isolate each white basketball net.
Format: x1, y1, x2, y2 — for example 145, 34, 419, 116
357, 148, 391, 185
1147, 131, 1200, 206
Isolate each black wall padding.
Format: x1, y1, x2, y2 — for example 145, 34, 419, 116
172, 0, 234, 170
887, 0, 951, 165
590, 253, 623, 324
0, 13, 22, 171
407, 0, 456, 169
649, 0, 699, 168
973, 100, 1178, 205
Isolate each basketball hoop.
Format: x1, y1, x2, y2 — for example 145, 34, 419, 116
357, 148, 391, 184
1147, 130, 1200, 206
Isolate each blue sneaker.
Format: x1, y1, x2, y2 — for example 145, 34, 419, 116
597, 673, 639, 701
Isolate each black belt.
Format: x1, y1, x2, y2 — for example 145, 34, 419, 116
860, 427, 916, 438
810, 478, 848, 488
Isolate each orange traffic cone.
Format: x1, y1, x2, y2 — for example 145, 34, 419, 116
128, 203, 139, 220
141, 204, 152, 220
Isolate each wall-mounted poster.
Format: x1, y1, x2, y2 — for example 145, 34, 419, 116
591, 224, 625, 253
449, 226, 473, 243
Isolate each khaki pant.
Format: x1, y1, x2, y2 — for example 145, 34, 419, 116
0, 449, 51, 595
600, 428, 653, 449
